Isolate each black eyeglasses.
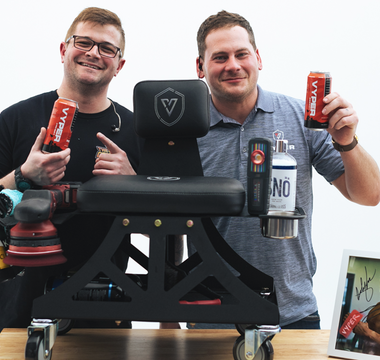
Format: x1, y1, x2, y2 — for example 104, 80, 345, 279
66, 35, 122, 58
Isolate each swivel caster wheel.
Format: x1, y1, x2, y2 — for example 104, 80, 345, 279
57, 319, 75, 335
25, 331, 53, 360
233, 335, 273, 360
235, 323, 249, 336
235, 324, 277, 341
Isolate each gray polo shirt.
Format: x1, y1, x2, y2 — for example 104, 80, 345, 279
196, 85, 344, 326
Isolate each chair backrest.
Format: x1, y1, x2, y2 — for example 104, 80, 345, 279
133, 80, 210, 177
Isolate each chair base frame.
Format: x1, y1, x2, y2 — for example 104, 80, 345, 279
31, 214, 279, 326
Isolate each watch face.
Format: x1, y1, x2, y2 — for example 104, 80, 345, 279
18, 181, 31, 191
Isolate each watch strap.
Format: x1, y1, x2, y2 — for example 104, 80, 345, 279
332, 135, 358, 152
14, 166, 34, 192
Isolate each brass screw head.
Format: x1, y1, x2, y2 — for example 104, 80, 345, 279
122, 219, 130, 226
154, 219, 162, 227
186, 220, 194, 228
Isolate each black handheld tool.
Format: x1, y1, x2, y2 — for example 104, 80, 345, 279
247, 138, 273, 216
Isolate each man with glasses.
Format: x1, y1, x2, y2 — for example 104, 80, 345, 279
0, 7, 143, 331
66, 35, 123, 58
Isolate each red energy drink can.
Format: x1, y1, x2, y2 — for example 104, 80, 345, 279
304, 71, 332, 130
42, 98, 78, 153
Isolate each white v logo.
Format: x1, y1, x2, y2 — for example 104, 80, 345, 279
161, 98, 178, 116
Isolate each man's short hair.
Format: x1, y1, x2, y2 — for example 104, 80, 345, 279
197, 10, 256, 58
65, 7, 125, 57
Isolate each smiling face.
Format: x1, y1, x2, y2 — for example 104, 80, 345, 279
60, 21, 125, 94
198, 25, 262, 107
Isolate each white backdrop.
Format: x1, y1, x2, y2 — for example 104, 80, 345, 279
1, 0, 380, 329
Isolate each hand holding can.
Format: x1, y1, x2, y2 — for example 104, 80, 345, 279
304, 72, 332, 130
42, 98, 78, 153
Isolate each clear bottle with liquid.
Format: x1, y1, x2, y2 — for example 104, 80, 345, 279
269, 140, 297, 212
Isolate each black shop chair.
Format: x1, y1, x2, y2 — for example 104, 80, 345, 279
28, 80, 280, 360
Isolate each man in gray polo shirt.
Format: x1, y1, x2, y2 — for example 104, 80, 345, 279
190, 10, 380, 329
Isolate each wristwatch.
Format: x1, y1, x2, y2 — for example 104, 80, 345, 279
332, 135, 358, 152
14, 166, 34, 192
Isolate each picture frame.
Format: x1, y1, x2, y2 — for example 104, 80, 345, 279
328, 249, 380, 359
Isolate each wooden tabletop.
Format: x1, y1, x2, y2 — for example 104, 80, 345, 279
0, 328, 332, 359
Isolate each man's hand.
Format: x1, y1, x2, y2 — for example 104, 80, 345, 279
93, 132, 136, 176
21, 128, 71, 185
323, 92, 358, 145
354, 321, 370, 337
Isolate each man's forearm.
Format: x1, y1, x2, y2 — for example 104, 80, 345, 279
0, 171, 16, 190
366, 328, 380, 344
343, 145, 380, 205
335, 144, 380, 206
355, 322, 380, 344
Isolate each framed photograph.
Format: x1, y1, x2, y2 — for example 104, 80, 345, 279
328, 249, 380, 359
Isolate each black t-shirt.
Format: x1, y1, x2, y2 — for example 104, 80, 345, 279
0, 90, 142, 180
0, 91, 144, 330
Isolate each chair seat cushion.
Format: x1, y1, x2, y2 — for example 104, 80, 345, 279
77, 175, 245, 216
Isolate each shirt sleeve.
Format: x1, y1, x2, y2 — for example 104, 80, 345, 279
308, 129, 345, 183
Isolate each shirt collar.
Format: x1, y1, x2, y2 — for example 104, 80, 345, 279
209, 85, 274, 127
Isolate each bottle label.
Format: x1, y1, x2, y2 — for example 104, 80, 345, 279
269, 167, 297, 211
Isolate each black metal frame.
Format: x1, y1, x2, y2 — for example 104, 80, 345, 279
31, 214, 279, 326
